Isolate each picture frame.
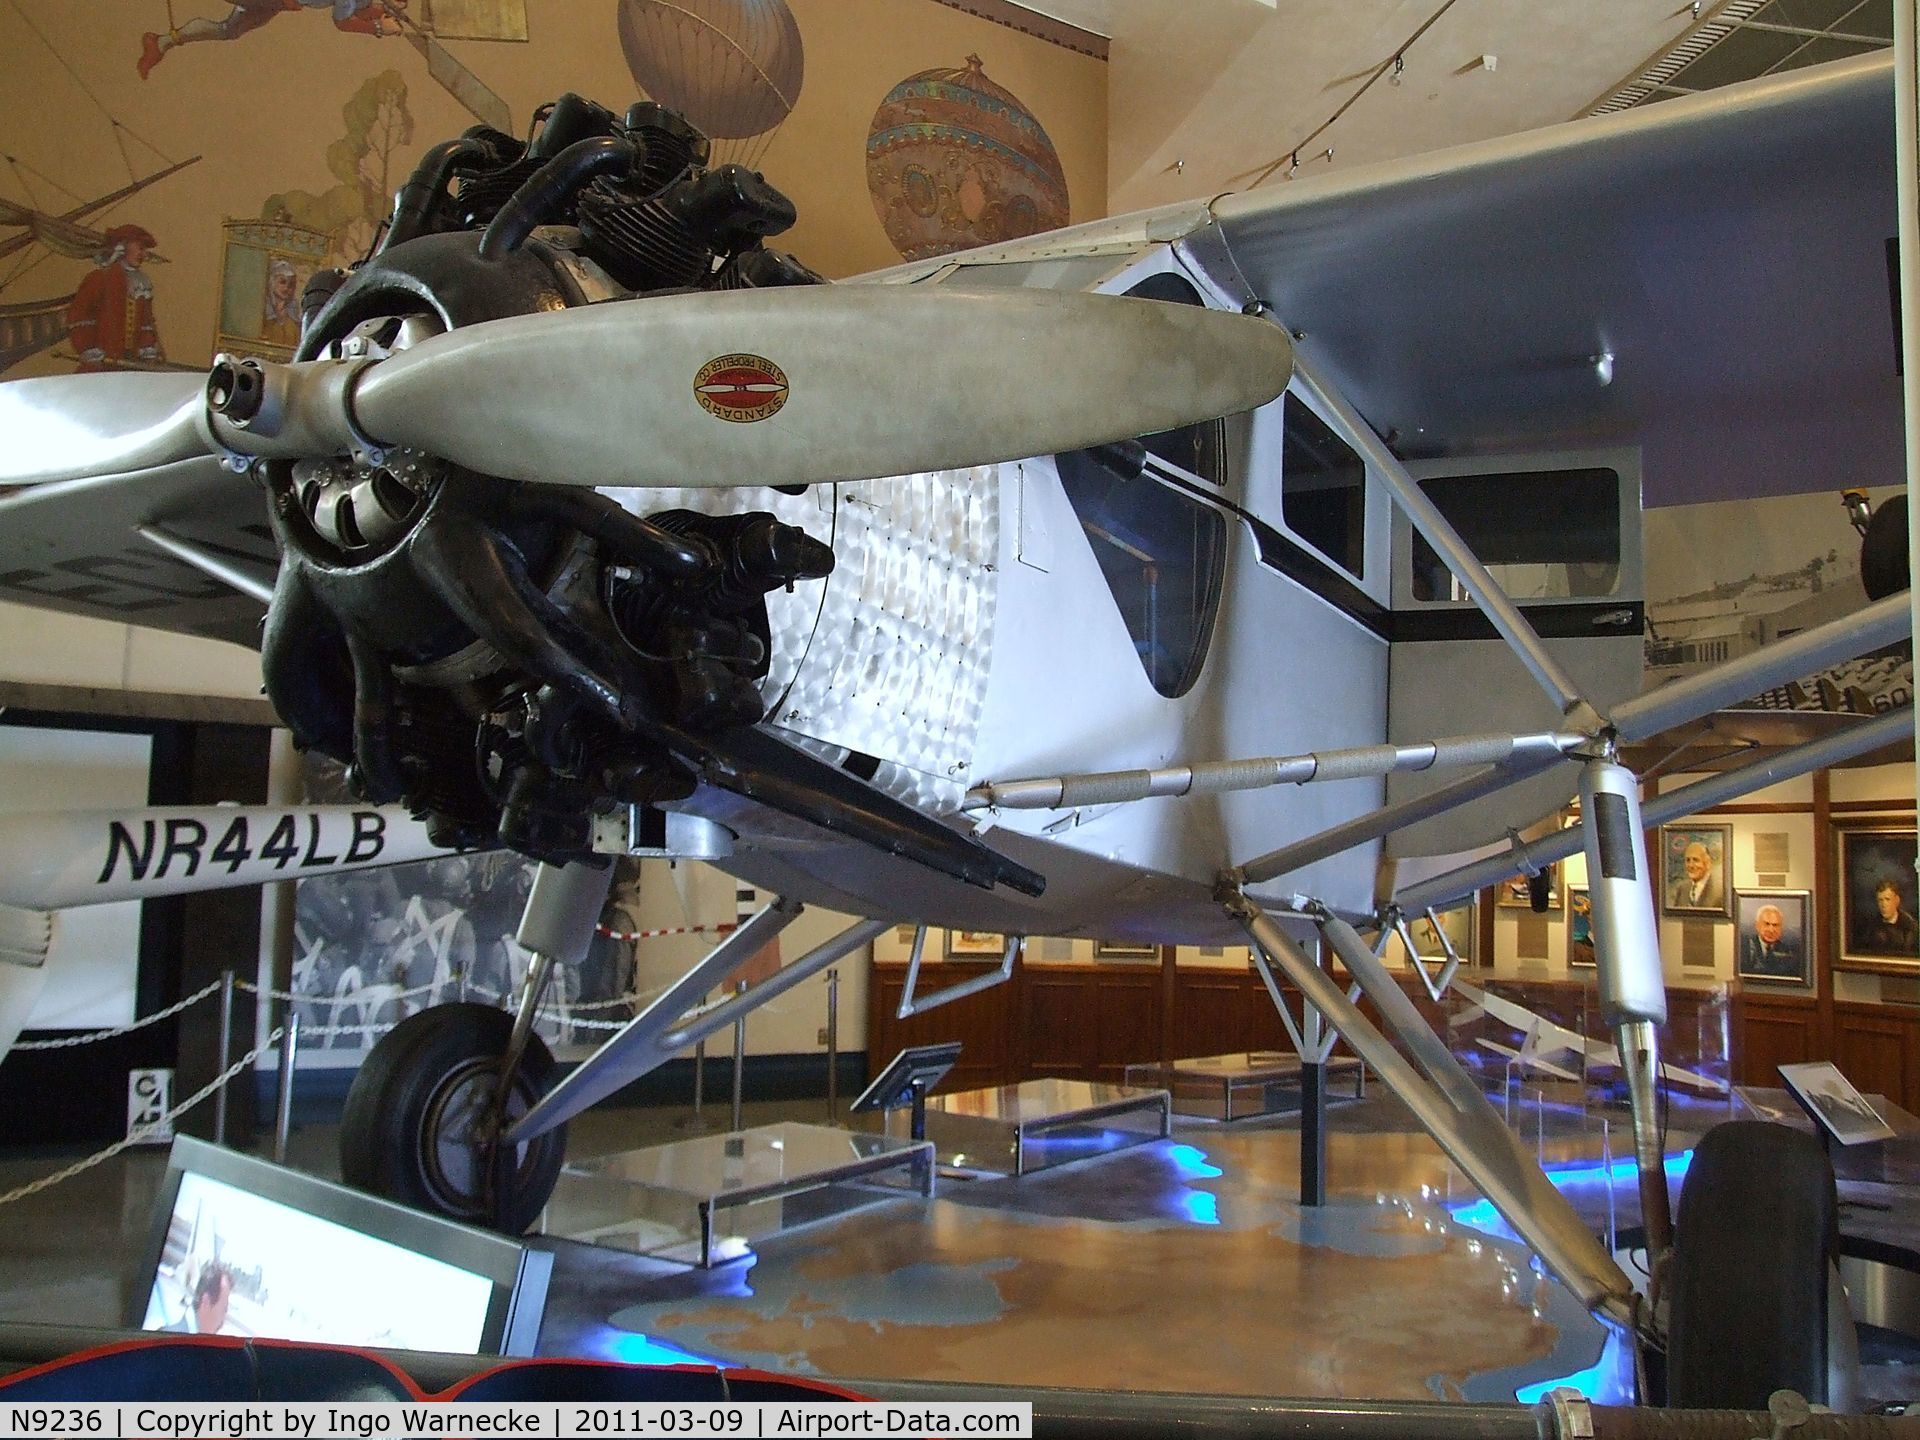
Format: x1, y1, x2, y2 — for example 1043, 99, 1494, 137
1494, 867, 1560, 912
943, 929, 1006, 959
1733, 889, 1812, 986
1566, 888, 1595, 968
1659, 823, 1733, 919
1834, 821, 1920, 975
1093, 938, 1159, 961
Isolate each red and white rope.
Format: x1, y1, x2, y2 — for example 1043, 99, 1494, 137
594, 920, 737, 942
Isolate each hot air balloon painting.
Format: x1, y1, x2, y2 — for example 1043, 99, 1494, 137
866, 54, 1069, 263
616, 0, 804, 168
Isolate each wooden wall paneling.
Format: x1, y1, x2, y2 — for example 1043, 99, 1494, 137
1022, 966, 1101, 1080
867, 963, 1017, 1093
1813, 769, 1835, 1057
1170, 970, 1256, 1058
1093, 968, 1164, 1082
1832, 1003, 1918, 1112
1731, 994, 1819, 1085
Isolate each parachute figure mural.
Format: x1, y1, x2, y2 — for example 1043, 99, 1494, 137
866, 54, 1068, 264
616, 0, 804, 169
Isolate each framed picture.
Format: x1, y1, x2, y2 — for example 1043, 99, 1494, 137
944, 929, 1005, 959
1779, 1061, 1896, 1146
1834, 822, 1920, 974
1734, 889, 1812, 986
1093, 938, 1159, 961
1408, 904, 1476, 964
1566, 889, 1596, 968
1494, 867, 1560, 911
1660, 823, 1733, 918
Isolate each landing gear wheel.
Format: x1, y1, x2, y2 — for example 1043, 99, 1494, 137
1667, 1120, 1852, 1409
339, 1003, 566, 1234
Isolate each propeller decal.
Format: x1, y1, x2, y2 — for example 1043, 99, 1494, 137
694, 353, 789, 422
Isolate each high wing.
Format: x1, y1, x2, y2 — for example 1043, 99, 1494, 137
0, 372, 271, 646
1207, 52, 1899, 507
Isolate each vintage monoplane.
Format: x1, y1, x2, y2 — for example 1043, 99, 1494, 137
0, 54, 1910, 1409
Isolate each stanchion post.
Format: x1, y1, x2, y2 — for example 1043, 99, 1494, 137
730, 978, 747, 1133
825, 968, 840, 1121
213, 970, 235, 1147
274, 1013, 299, 1164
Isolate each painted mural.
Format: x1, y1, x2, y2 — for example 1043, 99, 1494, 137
617, 0, 804, 168
1642, 486, 1911, 715
866, 53, 1068, 262
0, 1, 1103, 384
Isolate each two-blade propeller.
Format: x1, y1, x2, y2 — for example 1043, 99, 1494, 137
0, 284, 1295, 491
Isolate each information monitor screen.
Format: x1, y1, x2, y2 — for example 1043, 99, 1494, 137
132, 1136, 549, 1355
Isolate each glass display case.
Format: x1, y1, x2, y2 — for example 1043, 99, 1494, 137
1123, 1052, 1364, 1121
891, 1078, 1171, 1176
551, 1122, 934, 1267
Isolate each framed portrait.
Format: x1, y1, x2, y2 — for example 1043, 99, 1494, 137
1660, 823, 1733, 919
1494, 867, 1560, 911
1093, 938, 1159, 962
1408, 904, 1476, 964
1734, 889, 1812, 986
1834, 822, 1920, 974
1566, 888, 1596, 968
943, 929, 1005, 959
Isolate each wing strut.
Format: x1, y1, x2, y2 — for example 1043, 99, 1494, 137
1398, 705, 1914, 916
1220, 885, 1638, 1329
504, 900, 895, 1143
895, 927, 1021, 1018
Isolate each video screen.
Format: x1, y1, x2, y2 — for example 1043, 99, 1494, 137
139, 1170, 496, 1352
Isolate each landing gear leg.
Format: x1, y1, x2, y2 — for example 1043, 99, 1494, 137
338, 861, 612, 1233
1576, 754, 1673, 1273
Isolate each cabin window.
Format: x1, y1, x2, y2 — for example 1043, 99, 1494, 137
1410, 467, 1621, 602
1054, 270, 1228, 699
1056, 447, 1227, 698
1281, 394, 1367, 579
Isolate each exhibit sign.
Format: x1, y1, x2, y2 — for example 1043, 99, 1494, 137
1779, 1061, 1897, 1146
125, 1068, 173, 1143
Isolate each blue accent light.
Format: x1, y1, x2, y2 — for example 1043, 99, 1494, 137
1514, 1329, 1636, 1404
1178, 1190, 1220, 1225
601, 1331, 724, 1368
1448, 1150, 1694, 1242
1166, 1144, 1223, 1179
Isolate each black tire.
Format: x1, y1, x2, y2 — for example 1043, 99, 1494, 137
338, 1003, 566, 1234
1667, 1120, 1844, 1409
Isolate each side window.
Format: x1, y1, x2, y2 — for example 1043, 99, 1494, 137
1281, 394, 1366, 579
1411, 468, 1621, 602
1053, 270, 1229, 699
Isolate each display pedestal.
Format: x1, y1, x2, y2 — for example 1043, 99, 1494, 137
552, 1121, 934, 1267
879, 1078, 1171, 1176
1124, 1052, 1365, 1121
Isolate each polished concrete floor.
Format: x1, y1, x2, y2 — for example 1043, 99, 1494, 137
6, 1085, 1918, 1406
0, 1088, 1637, 1403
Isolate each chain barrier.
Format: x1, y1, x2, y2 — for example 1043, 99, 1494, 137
9, 979, 224, 1051
236, 978, 440, 1006
0, 1027, 284, 1208
595, 921, 737, 942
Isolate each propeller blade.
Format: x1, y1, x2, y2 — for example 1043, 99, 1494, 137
343, 285, 1293, 488
0, 371, 211, 486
